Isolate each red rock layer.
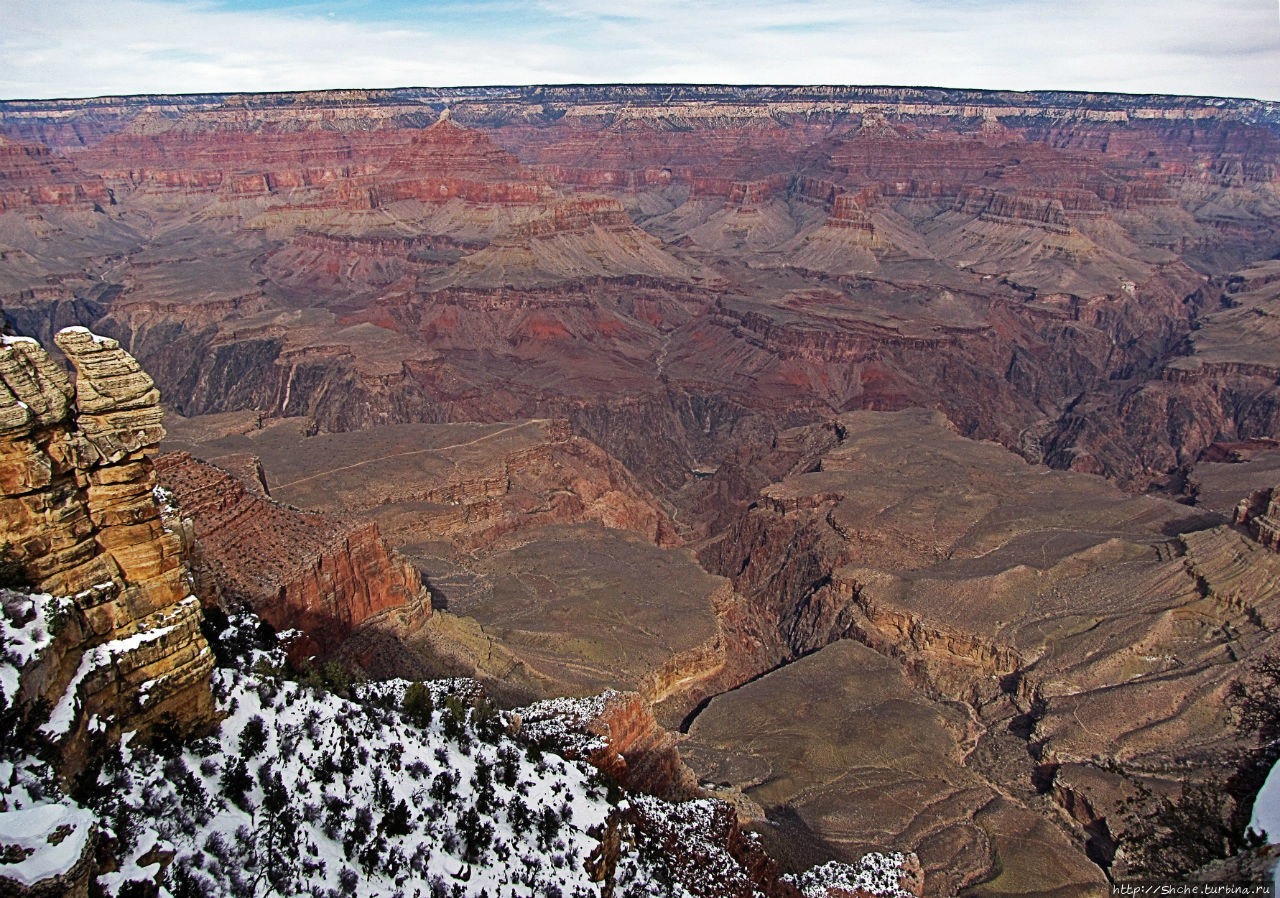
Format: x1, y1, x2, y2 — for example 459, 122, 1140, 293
826, 189, 879, 230
0, 135, 110, 210
4, 87, 1278, 495
691, 173, 792, 206
153, 451, 429, 656
369, 115, 552, 207
953, 186, 1072, 233
584, 692, 700, 801
76, 121, 408, 197
501, 114, 819, 195
512, 195, 631, 236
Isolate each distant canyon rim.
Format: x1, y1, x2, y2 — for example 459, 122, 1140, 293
3, 83, 1280, 895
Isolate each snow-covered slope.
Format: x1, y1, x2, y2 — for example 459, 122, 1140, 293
99, 666, 621, 897
3, 603, 917, 897
1249, 760, 1280, 887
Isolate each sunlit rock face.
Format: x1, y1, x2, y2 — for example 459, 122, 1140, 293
0, 329, 214, 773
153, 450, 431, 658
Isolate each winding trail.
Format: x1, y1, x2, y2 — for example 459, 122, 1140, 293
272, 420, 545, 492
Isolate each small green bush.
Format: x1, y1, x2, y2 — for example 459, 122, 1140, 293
402, 682, 434, 729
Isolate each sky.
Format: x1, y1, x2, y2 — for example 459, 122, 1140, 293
1, 0, 1278, 101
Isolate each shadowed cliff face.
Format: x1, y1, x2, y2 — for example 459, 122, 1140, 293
3, 85, 1280, 893
158, 414, 722, 706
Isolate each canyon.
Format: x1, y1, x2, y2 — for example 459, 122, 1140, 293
2, 84, 1280, 895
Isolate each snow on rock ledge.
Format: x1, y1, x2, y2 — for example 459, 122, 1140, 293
0, 802, 97, 896
517, 690, 701, 799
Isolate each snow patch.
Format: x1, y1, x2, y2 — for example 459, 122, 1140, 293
39, 645, 105, 738
518, 691, 618, 756
0, 802, 95, 886
38, 621, 176, 739
102, 623, 174, 655
1250, 755, 1280, 886
1, 591, 68, 703
93, 666, 620, 896
784, 855, 916, 898
56, 326, 114, 345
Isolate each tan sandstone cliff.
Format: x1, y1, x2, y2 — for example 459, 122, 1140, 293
1236, 484, 1280, 552
0, 328, 214, 774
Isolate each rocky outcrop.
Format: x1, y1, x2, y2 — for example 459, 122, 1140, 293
511, 195, 631, 236
519, 691, 700, 801
0, 329, 214, 770
691, 174, 791, 207
615, 796, 802, 898
586, 692, 701, 800
953, 186, 1072, 234
0, 802, 98, 897
420, 191, 707, 288
518, 692, 814, 897
152, 451, 430, 657
826, 189, 880, 231
1235, 485, 1280, 552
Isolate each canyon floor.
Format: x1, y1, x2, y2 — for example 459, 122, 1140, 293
4, 84, 1280, 894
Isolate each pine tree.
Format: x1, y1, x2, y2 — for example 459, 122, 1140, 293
239, 715, 268, 759
384, 799, 412, 837
403, 682, 435, 729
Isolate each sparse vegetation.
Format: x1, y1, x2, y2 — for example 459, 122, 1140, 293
402, 681, 434, 729
1105, 652, 1280, 882
1230, 651, 1280, 748
1117, 776, 1268, 879
2, 594, 914, 897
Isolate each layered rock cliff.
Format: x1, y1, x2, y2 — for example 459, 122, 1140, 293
0, 328, 214, 770
370, 113, 552, 207
0, 135, 109, 211
152, 451, 430, 657
1236, 484, 1280, 551
159, 415, 709, 705
5, 87, 1273, 494
163, 416, 681, 555
2, 84, 1279, 894
519, 691, 700, 801
686, 410, 1280, 891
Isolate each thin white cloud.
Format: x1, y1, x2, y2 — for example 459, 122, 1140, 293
0, 0, 1277, 99
0, 0, 581, 97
